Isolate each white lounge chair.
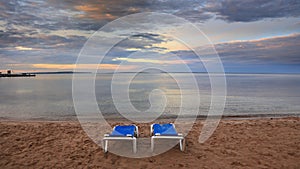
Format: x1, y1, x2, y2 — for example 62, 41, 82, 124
150, 123, 185, 151
103, 125, 138, 153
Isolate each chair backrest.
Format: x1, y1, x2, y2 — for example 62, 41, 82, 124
152, 123, 178, 136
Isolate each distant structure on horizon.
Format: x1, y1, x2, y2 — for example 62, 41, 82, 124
0, 69, 35, 77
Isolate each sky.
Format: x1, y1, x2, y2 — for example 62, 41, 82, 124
1, 0, 300, 73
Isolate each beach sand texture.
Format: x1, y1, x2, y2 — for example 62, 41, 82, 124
0, 117, 299, 168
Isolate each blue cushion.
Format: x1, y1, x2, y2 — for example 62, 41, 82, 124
110, 125, 136, 137
153, 123, 178, 136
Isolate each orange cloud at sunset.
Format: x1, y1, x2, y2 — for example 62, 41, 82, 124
75, 5, 99, 12
151, 40, 190, 53
15, 46, 34, 51
112, 57, 192, 65
74, 5, 116, 20
11, 64, 136, 72
7, 63, 137, 72
31, 64, 135, 70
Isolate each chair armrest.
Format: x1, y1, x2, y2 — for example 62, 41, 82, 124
135, 125, 139, 137
150, 124, 155, 135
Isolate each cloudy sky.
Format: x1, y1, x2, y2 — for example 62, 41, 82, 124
1, 0, 300, 73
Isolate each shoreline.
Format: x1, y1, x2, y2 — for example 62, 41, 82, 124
1, 113, 299, 122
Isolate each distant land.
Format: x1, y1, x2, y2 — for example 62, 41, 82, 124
17, 71, 300, 75
29, 71, 91, 74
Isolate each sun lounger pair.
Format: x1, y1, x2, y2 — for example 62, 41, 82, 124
103, 123, 185, 153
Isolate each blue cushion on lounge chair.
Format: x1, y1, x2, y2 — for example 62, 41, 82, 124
153, 123, 178, 136
110, 125, 136, 137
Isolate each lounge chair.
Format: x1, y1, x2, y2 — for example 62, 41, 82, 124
103, 125, 138, 153
150, 123, 185, 151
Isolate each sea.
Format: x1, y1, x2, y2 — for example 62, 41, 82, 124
0, 73, 300, 121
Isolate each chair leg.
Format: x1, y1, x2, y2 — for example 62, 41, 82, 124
179, 139, 183, 151
133, 138, 137, 153
151, 137, 154, 152
104, 140, 108, 153
180, 139, 186, 151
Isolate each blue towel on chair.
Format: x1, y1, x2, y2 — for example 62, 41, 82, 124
110, 125, 136, 137
153, 123, 178, 136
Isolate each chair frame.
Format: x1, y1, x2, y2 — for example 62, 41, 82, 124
150, 123, 185, 151
103, 125, 138, 153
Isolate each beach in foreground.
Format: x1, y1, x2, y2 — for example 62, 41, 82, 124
0, 117, 299, 169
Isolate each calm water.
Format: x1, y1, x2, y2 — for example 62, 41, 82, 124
0, 73, 300, 120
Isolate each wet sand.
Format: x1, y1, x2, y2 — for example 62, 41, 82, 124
0, 117, 299, 168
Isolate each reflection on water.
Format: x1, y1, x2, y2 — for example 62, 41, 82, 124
0, 73, 300, 120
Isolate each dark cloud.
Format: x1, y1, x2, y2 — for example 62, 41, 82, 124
51, 0, 213, 22
0, 33, 86, 64
0, 32, 86, 50
169, 34, 300, 65
1, 0, 299, 39
103, 33, 167, 63
205, 0, 300, 22
1, 47, 80, 64
1, 0, 299, 34
216, 34, 300, 64
130, 33, 161, 41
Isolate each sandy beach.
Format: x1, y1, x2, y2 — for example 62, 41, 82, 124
0, 117, 299, 169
